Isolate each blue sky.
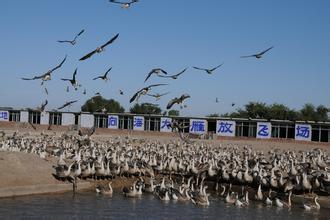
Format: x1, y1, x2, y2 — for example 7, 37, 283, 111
0, 0, 329, 117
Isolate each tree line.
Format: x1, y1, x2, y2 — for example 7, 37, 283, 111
81, 97, 328, 121
211, 102, 329, 122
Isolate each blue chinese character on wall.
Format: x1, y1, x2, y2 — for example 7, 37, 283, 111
0, 112, 8, 120
190, 121, 205, 132
161, 119, 171, 129
108, 116, 118, 127
134, 118, 143, 128
258, 124, 269, 137
296, 126, 310, 138
218, 122, 233, 133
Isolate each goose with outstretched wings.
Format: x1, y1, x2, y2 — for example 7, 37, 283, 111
79, 34, 119, 61
166, 94, 191, 109
241, 46, 273, 59
57, 29, 85, 45
193, 63, 223, 74
130, 84, 168, 103
21, 55, 67, 85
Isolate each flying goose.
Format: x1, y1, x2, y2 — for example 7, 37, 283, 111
109, 0, 138, 8
37, 100, 48, 112
57, 29, 85, 45
61, 68, 80, 90
193, 63, 223, 74
79, 33, 119, 61
57, 100, 78, 110
129, 84, 167, 103
146, 92, 170, 101
166, 94, 191, 109
158, 68, 187, 80
241, 46, 273, 59
144, 68, 167, 82
119, 89, 124, 95
93, 67, 112, 81
21, 55, 67, 85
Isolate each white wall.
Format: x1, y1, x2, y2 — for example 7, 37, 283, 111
62, 113, 75, 126
80, 114, 94, 128
40, 112, 49, 125
20, 111, 29, 122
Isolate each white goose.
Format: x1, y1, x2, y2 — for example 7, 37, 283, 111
303, 196, 321, 211
255, 184, 263, 201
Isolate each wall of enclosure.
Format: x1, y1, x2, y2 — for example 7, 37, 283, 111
0, 109, 329, 143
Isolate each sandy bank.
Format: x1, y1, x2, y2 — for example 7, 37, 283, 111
0, 151, 91, 198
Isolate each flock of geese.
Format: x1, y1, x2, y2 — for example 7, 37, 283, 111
19, 0, 275, 117
0, 131, 329, 210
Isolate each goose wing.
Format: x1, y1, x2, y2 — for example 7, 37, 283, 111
147, 83, 168, 89
72, 68, 77, 81
144, 70, 155, 82
210, 63, 224, 71
258, 46, 274, 55
129, 89, 143, 103
166, 98, 179, 109
100, 33, 119, 49
174, 68, 187, 76
92, 76, 102, 80
180, 94, 191, 101
193, 66, 207, 71
104, 67, 112, 77
240, 55, 255, 58
50, 55, 67, 72
73, 29, 85, 41
57, 40, 72, 43
79, 49, 97, 61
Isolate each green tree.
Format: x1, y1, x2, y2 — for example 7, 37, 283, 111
300, 103, 316, 121
81, 96, 125, 113
168, 110, 180, 116
268, 103, 290, 120
207, 113, 220, 117
244, 102, 269, 119
287, 109, 300, 121
315, 105, 328, 121
130, 103, 162, 115
220, 101, 328, 121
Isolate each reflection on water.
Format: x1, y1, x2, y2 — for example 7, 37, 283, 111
0, 191, 327, 219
